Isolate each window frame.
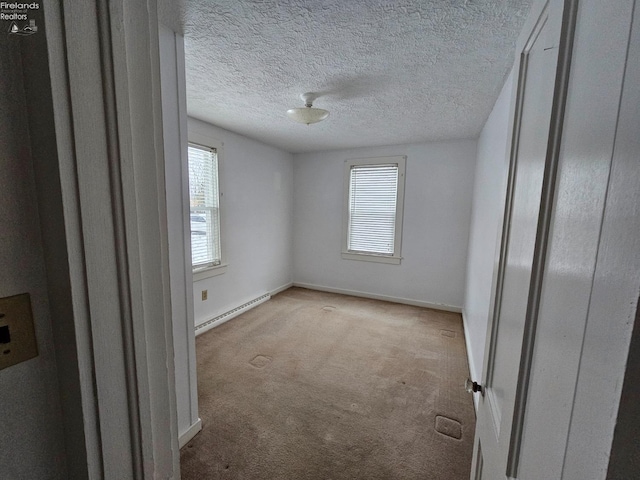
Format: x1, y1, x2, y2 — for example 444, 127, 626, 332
187, 133, 227, 281
341, 155, 407, 265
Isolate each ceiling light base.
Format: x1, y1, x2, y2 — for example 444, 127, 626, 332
300, 92, 318, 107
287, 92, 329, 125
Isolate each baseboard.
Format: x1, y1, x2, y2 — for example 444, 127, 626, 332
461, 309, 479, 412
271, 282, 293, 296
292, 282, 462, 313
179, 418, 202, 449
195, 293, 271, 336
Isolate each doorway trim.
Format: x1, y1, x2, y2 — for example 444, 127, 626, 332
43, 0, 179, 477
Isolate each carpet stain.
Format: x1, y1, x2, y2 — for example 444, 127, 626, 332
435, 415, 463, 440
440, 329, 457, 338
249, 354, 272, 368
322, 305, 336, 312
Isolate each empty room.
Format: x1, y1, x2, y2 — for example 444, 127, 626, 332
158, 0, 640, 478
1, 0, 638, 479
165, 1, 506, 478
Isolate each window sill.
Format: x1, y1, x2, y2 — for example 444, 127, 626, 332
341, 252, 402, 265
193, 264, 228, 282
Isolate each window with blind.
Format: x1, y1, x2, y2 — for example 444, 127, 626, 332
342, 156, 406, 264
188, 143, 222, 272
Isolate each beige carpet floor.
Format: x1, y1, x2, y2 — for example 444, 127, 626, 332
180, 287, 476, 479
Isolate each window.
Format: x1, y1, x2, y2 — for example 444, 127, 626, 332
188, 142, 222, 274
342, 156, 406, 264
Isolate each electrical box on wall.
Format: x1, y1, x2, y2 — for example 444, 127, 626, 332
0, 293, 38, 371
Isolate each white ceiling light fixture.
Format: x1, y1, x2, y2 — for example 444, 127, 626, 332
286, 92, 329, 125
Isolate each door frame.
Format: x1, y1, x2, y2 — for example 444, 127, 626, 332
42, 0, 179, 477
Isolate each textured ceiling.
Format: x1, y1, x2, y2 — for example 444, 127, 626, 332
184, 0, 532, 153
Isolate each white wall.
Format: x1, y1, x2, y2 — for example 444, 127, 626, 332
0, 33, 67, 479
159, 25, 200, 446
188, 118, 294, 326
462, 70, 515, 383
293, 141, 476, 310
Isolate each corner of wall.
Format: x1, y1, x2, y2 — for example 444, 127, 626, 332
461, 308, 479, 412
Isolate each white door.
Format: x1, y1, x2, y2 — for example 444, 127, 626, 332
469, 1, 576, 478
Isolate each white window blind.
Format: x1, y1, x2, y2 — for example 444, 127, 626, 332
188, 143, 221, 270
347, 163, 399, 255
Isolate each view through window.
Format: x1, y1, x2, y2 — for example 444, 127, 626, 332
188, 143, 221, 271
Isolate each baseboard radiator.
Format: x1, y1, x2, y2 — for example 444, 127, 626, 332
195, 293, 271, 336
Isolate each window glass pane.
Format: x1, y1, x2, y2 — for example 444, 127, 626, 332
188, 144, 221, 269
348, 164, 398, 255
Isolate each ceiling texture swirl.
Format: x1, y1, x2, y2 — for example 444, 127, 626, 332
183, 0, 532, 153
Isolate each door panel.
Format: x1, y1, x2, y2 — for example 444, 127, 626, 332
486, 13, 555, 434
471, 1, 572, 478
